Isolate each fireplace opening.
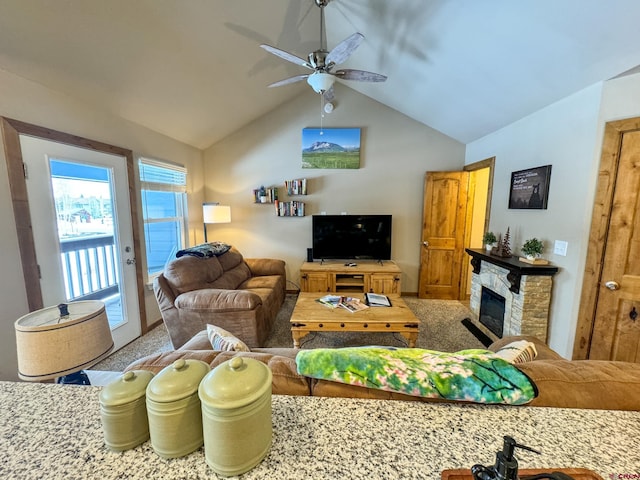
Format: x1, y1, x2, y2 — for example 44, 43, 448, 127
479, 287, 505, 338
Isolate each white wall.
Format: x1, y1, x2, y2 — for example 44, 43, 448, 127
0, 69, 203, 381
202, 87, 466, 292
465, 83, 605, 358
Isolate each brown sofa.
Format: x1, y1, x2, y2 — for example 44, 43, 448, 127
125, 331, 640, 411
153, 247, 285, 349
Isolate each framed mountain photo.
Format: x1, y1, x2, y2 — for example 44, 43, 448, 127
302, 128, 361, 169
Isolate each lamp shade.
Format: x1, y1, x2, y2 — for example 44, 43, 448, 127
203, 204, 231, 224
306, 72, 335, 93
15, 300, 114, 381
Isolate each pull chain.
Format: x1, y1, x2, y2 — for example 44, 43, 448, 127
320, 93, 324, 135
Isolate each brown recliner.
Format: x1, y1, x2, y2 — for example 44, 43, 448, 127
153, 247, 285, 349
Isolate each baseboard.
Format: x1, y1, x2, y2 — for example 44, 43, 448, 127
144, 318, 163, 334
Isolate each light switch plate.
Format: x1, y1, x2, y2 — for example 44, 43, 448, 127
554, 240, 568, 256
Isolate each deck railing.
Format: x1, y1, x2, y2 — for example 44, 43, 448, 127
60, 235, 120, 301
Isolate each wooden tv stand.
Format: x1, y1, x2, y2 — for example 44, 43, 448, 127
300, 260, 401, 294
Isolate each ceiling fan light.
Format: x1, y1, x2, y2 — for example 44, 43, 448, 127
307, 72, 335, 93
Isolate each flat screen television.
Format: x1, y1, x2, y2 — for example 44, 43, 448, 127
312, 215, 392, 260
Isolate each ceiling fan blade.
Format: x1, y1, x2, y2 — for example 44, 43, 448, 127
260, 44, 313, 69
326, 32, 364, 65
334, 69, 387, 82
267, 74, 310, 88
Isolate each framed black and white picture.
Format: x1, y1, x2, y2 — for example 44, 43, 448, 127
508, 165, 552, 209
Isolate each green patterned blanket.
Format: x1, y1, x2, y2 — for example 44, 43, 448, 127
296, 347, 537, 405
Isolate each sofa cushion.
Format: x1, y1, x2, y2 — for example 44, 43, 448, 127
125, 350, 310, 397
175, 289, 262, 313
164, 255, 224, 294
518, 359, 640, 410
239, 275, 283, 290
179, 330, 299, 360
125, 350, 220, 373
217, 248, 245, 271
206, 324, 250, 352
209, 261, 251, 290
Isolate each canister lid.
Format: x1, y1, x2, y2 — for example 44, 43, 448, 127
146, 359, 210, 403
199, 356, 272, 409
99, 370, 155, 406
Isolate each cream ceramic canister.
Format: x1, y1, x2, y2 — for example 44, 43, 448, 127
99, 369, 155, 452
199, 356, 273, 477
146, 358, 210, 458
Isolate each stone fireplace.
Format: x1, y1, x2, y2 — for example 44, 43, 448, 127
466, 249, 559, 341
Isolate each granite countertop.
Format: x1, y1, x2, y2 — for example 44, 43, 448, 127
1, 381, 639, 479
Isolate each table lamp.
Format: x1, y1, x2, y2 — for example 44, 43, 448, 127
15, 300, 114, 384
203, 203, 231, 242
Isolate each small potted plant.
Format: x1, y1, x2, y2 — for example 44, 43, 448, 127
482, 231, 497, 251
521, 238, 544, 259
258, 185, 268, 203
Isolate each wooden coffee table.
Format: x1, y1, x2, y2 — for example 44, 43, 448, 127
289, 292, 420, 348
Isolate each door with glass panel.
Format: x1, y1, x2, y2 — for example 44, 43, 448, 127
20, 136, 141, 350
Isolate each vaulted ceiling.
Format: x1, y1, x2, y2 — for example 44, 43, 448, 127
2, 0, 640, 150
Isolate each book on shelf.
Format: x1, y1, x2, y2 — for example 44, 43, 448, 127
316, 295, 342, 308
338, 296, 369, 313
275, 200, 305, 217
364, 292, 392, 307
285, 178, 307, 196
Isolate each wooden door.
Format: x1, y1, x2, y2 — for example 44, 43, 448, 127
418, 171, 470, 299
587, 128, 640, 362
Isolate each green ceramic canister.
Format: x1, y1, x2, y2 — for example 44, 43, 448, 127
199, 356, 273, 477
99, 370, 155, 452
146, 358, 210, 458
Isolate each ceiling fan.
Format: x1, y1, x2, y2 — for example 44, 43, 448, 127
260, 0, 387, 98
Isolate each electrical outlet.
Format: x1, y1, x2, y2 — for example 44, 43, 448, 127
554, 240, 568, 256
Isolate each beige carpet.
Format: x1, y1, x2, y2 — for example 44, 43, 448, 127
94, 294, 485, 372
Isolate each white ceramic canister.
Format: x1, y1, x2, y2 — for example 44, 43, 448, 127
199, 356, 273, 477
99, 370, 155, 451
146, 358, 210, 458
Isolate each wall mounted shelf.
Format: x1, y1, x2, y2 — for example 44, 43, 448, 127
253, 186, 278, 204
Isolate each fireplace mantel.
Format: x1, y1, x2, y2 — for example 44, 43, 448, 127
465, 248, 558, 293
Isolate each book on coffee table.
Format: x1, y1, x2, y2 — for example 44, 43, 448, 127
338, 296, 369, 313
316, 295, 342, 308
364, 292, 391, 307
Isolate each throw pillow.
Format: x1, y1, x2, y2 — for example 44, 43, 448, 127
206, 324, 250, 352
494, 340, 538, 364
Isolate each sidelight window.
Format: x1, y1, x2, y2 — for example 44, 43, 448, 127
139, 158, 188, 278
